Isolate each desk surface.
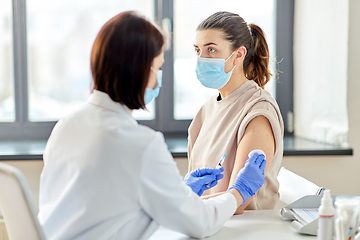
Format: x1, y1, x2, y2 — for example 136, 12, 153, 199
149, 209, 316, 240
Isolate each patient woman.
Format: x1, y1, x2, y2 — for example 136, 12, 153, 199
187, 11, 284, 214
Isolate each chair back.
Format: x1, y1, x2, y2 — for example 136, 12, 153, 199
277, 167, 324, 205
0, 162, 46, 240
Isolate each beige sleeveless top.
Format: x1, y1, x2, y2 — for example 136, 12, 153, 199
187, 80, 284, 210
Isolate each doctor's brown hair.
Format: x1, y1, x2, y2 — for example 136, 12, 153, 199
91, 11, 164, 109
197, 11, 271, 89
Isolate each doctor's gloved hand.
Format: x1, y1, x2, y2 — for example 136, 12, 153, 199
229, 153, 266, 206
184, 167, 224, 196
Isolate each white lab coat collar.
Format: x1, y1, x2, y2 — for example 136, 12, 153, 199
88, 89, 132, 116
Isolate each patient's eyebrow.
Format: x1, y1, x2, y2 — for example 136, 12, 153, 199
193, 42, 218, 48
204, 42, 217, 46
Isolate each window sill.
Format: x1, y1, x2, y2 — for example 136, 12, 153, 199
165, 136, 353, 158
0, 136, 353, 161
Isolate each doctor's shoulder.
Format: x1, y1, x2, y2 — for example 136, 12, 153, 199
47, 103, 92, 133
132, 122, 167, 145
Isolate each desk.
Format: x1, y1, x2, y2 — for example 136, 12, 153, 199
149, 209, 316, 239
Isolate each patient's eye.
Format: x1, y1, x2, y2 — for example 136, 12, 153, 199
194, 48, 201, 55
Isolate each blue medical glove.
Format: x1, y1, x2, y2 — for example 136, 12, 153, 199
184, 167, 224, 196
229, 153, 266, 206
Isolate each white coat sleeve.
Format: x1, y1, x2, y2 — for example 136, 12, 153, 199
137, 133, 237, 239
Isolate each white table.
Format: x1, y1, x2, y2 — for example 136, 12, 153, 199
149, 209, 317, 239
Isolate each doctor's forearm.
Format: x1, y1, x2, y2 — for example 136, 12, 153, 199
201, 190, 245, 210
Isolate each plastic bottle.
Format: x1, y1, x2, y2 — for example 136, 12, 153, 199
318, 189, 335, 240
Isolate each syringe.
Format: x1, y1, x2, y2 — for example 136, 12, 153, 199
216, 153, 227, 169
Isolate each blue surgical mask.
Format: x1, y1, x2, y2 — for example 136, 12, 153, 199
144, 68, 162, 105
195, 51, 236, 89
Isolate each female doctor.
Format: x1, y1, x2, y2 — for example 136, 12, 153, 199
38, 11, 266, 240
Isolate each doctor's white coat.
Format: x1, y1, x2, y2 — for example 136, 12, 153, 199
38, 90, 237, 240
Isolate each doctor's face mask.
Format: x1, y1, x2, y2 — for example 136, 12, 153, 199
144, 67, 162, 105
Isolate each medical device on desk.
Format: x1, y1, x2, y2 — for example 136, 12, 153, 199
281, 195, 331, 236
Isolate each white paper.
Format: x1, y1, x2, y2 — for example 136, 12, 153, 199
291, 208, 319, 225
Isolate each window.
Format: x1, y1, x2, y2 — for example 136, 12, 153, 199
0, 0, 14, 122
0, 0, 294, 140
26, 0, 155, 121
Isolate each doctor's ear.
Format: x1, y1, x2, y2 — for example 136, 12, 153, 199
234, 46, 247, 65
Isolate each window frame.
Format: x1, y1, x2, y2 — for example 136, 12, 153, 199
141, 0, 192, 136
0, 0, 294, 141
0, 0, 57, 140
275, 0, 294, 136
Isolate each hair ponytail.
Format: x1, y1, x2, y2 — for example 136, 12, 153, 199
197, 12, 271, 89
243, 24, 271, 89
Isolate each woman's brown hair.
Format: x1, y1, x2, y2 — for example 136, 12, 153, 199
197, 11, 271, 89
91, 11, 164, 109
